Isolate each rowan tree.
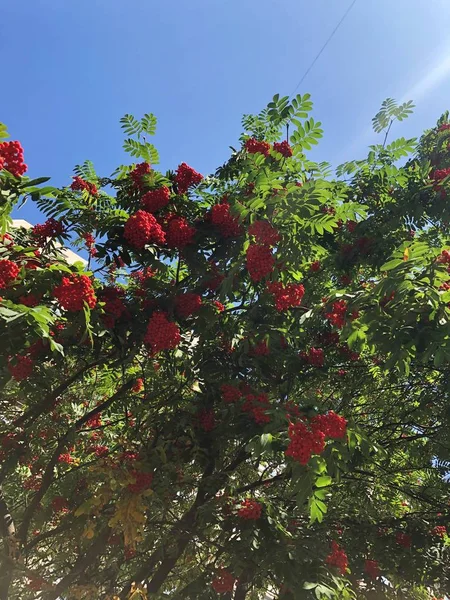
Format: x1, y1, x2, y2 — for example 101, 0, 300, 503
0, 96, 449, 600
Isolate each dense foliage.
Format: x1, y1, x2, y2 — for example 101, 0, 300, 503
0, 95, 449, 600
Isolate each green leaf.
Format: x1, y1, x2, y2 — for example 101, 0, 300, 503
120, 114, 143, 137
315, 475, 332, 488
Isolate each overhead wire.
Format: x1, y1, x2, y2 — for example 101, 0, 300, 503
290, 0, 359, 97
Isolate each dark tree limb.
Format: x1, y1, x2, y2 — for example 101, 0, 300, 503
43, 527, 110, 600
0, 486, 19, 600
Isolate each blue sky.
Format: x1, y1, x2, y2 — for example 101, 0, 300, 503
3, 0, 450, 225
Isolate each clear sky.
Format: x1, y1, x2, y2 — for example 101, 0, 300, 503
3, 0, 450, 225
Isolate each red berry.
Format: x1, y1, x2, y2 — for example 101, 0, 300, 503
175, 292, 202, 318
124, 210, 166, 249
267, 281, 305, 311
248, 221, 280, 246
144, 311, 180, 354
273, 140, 293, 157
246, 245, 274, 282
238, 498, 262, 520
70, 176, 98, 196
141, 186, 171, 213
175, 163, 203, 194
244, 138, 270, 157
0, 141, 27, 177
210, 202, 242, 238
53, 274, 97, 312
165, 216, 196, 248
326, 541, 348, 574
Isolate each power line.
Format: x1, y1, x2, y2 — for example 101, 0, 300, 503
290, 0, 358, 97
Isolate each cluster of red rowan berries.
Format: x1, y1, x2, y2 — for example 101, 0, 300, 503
130, 162, 151, 189
211, 568, 236, 593
32, 218, 65, 245
286, 411, 347, 465
53, 274, 97, 312
124, 210, 166, 248
175, 292, 202, 318
300, 347, 324, 367
210, 202, 242, 238
175, 162, 203, 194
267, 281, 305, 311
325, 299, 348, 329
246, 244, 275, 282
248, 220, 280, 246
0, 259, 19, 289
238, 498, 262, 520
141, 186, 171, 212
144, 311, 181, 354
0, 140, 27, 177
326, 541, 348, 574
70, 176, 98, 196
127, 470, 153, 493
364, 559, 380, 579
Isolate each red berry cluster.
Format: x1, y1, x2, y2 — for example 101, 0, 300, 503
70, 176, 98, 196
244, 138, 270, 157
90, 444, 109, 457
246, 244, 274, 282
312, 411, 347, 439
310, 260, 321, 272
395, 531, 412, 548
198, 408, 216, 432
58, 452, 74, 464
165, 216, 196, 248
364, 559, 380, 579
273, 140, 293, 157
221, 384, 242, 404
99, 286, 127, 328
248, 221, 280, 246
204, 263, 224, 291
84, 413, 102, 429
132, 378, 144, 393
144, 311, 181, 354
53, 274, 97, 312
210, 202, 242, 238
130, 162, 151, 189
300, 347, 324, 367
286, 412, 347, 465
437, 250, 450, 273
51, 496, 69, 513
32, 218, 65, 245
242, 391, 271, 424
325, 299, 348, 329
251, 339, 270, 356
132, 267, 156, 286
8, 355, 34, 381
0, 259, 19, 289
286, 421, 325, 465
141, 186, 171, 213
211, 569, 236, 594
238, 498, 262, 520
326, 541, 348, 574
432, 167, 450, 183
267, 281, 305, 311
83, 232, 97, 257
0, 141, 27, 177
127, 470, 153, 493
175, 292, 202, 318
124, 210, 166, 249
175, 162, 203, 194
431, 525, 447, 538
213, 300, 225, 312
